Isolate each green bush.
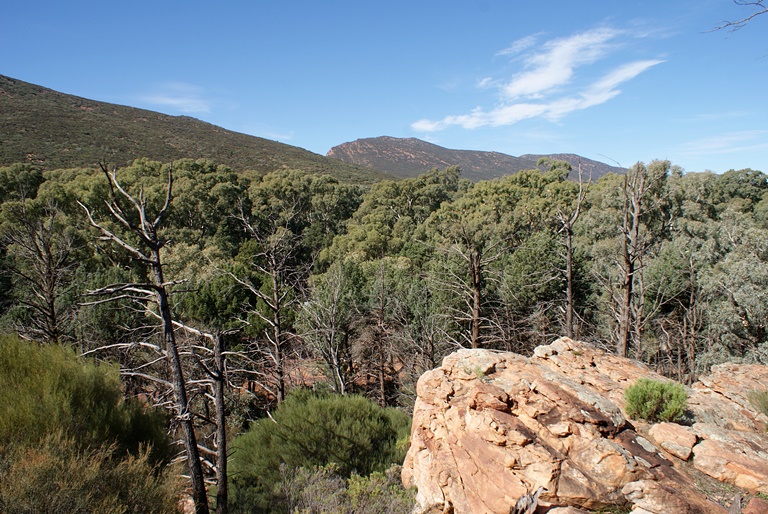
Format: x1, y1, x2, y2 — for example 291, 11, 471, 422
0, 333, 170, 461
0, 432, 179, 514
624, 378, 688, 423
346, 466, 414, 514
0, 334, 178, 512
272, 464, 413, 514
748, 390, 768, 419
229, 389, 412, 513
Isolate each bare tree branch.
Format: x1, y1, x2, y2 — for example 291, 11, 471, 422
713, 0, 768, 31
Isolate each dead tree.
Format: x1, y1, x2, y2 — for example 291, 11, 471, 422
1, 199, 79, 344
714, 0, 768, 31
554, 163, 589, 339
615, 161, 668, 358
228, 198, 309, 403
171, 322, 234, 514
78, 164, 210, 514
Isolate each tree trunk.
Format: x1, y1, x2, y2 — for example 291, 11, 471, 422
470, 250, 482, 349
214, 334, 228, 514
564, 228, 575, 339
617, 245, 633, 358
152, 257, 209, 514
271, 274, 286, 404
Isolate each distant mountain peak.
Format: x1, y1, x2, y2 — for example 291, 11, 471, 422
327, 136, 623, 181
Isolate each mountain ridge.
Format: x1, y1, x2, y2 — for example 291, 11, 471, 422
327, 136, 624, 181
0, 74, 391, 184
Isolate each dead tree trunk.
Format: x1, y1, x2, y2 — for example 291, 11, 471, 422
79, 164, 210, 514
213, 332, 228, 514
555, 165, 587, 340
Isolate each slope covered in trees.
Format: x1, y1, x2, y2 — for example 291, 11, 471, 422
0, 74, 391, 184
1, 157, 766, 512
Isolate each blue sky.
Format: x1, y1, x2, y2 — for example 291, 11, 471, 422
2, 0, 766, 173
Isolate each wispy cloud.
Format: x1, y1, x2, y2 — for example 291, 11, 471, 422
412, 27, 663, 132
139, 82, 211, 113
502, 28, 618, 100
680, 130, 768, 155
496, 34, 541, 57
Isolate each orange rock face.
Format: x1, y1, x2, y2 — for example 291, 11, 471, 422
403, 338, 768, 514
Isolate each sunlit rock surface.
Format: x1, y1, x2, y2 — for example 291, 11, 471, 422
403, 337, 768, 514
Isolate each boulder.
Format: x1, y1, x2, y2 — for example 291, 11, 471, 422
403, 338, 768, 514
743, 496, 768, 514
648, 422, 697, 461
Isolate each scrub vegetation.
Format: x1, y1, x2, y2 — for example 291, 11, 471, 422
1, 153, 767, 512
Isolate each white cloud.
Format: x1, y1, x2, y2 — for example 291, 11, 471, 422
412, 28, 663, 133
502, 27, 619, 100
477, 77, 495, 89
413, 59, 663, 131
139, 83, 211, 113
496, 34, 540, 57
680, 131, 768, 155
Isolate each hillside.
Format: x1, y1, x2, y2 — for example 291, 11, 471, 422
327, 136, 624, 181
0, 74, 391, 184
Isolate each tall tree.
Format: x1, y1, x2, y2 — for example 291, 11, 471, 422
79, 163, 210, 514
545, 160, 588, 339
1, 199, 80, 343
424, 177, 523, 348
298, 260, 363, 395
586, 161, 670, 358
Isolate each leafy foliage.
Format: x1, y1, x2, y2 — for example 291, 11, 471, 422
624, 378, 688, 422
747, 390, 768, 421
229, 390, 411, 512
2, 150, 768, 511
0, 432, 179, 514
0, 334, 171, 461
272, 464, 413, 514
0, 334, 176, 512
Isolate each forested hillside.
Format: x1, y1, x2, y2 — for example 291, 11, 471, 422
0, 74, 391, 184
1, 157, 766, 512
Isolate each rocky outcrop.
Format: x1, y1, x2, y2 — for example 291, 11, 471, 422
402, 338, 768, 514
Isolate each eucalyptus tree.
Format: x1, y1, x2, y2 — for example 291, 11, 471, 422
229, 170, 360, 403
297, 259, 363, 395
0, 163, 94, 344
354, 258, 415, 405
637, 170, 722, 381
423, 172, 536, 349
543, 159, 589, 339
701, 204, 768, 364
0, 163, 44, 205
321, 166, 467, 265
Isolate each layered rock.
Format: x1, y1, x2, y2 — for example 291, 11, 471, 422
402, 338, 768, 514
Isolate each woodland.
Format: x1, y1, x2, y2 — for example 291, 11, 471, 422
1, 157, 767, 513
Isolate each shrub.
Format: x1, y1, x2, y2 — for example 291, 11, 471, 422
346, 465, 414, 514
0, 432, 179, 514
271, 464, 413, 514
747, 390, 768, 419
229, 389, 412, 513
0, 334, 178, 512
624, 378, 688, 423
0, 333, 171, 462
